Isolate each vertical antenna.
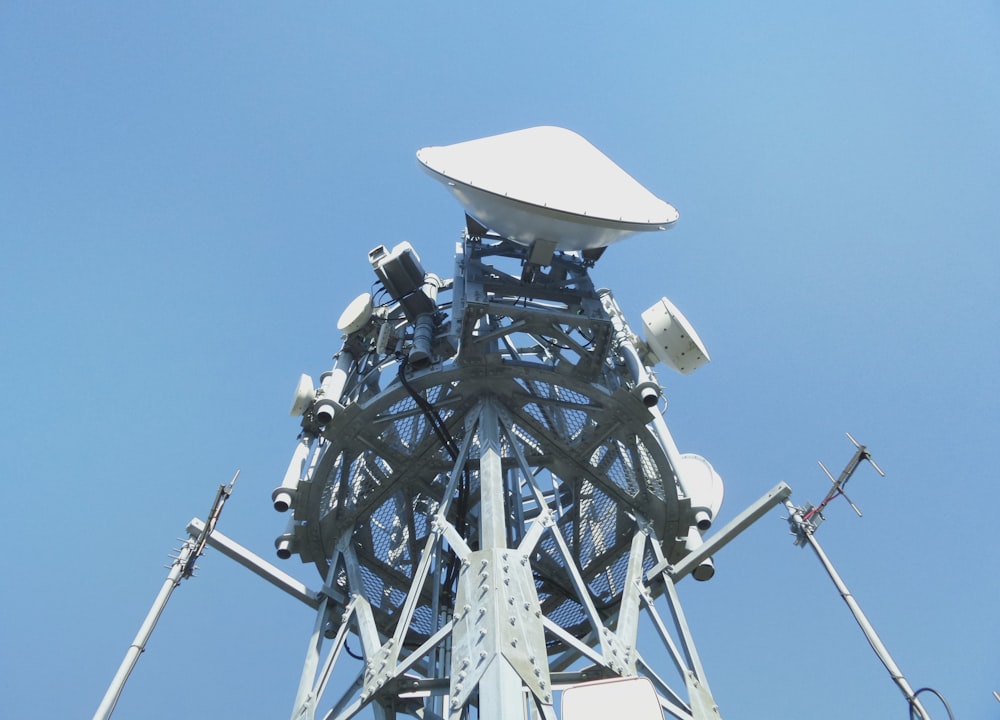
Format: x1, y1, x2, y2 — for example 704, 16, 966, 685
93, 471, 239, 720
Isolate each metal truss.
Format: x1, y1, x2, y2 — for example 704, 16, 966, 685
267, 235, 782, 720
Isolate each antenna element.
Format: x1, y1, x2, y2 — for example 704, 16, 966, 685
93, 472, 239, 720
785, 439, 936, 719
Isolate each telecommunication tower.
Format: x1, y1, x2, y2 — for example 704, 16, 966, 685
269, 127, 790, 720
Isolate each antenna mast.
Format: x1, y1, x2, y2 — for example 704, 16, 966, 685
785, 436, 933, 720
93, 471, 238, 720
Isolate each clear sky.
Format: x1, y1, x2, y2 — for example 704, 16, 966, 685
2, 2, 998, 719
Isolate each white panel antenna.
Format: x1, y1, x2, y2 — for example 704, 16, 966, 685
641, 296, 711, 374
288, 373, 315, 417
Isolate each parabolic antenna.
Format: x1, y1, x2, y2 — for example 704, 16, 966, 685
417, 126, 678, 251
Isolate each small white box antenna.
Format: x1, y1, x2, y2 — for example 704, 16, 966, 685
641, 296, 710, 374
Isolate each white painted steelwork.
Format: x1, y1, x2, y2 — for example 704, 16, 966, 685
258, 129, 803, 720
93, 128, 948, 720
268, 236, 757, 720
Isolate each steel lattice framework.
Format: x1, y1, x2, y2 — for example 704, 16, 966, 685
270, 234, 786, 720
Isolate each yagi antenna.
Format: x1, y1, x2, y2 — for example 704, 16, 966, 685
785, 439, 944, 720
800, 432, 885, 530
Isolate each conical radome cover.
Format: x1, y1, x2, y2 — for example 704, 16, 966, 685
417, 126, 678, 251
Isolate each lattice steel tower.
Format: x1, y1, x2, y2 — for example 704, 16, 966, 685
272, 127, 783, 720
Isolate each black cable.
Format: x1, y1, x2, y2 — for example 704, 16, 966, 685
396, 356, 469, 601
396, 357, 458, 460
574, 327, 596, 349
909, 687, 956, 720
370, 279, 390, 307
344, 637, 364, 661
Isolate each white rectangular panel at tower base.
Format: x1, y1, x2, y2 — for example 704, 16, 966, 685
641, 296, 710, 375
562, 677, 664, 720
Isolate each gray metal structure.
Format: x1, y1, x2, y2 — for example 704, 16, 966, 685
93, 473, 237, 720
92, 129, 945, 720
271, 227, 788, 720
785, 436, 933, 720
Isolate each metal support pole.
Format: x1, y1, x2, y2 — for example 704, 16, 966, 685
95, 474, 236, 719
474, 399, 531, 720
292, 591, 333, 720
93, 534, 196, 720
478, 399, 508, 550
185, 517, 321, 609
648, 482, 792, 582
785, 501, 931, 720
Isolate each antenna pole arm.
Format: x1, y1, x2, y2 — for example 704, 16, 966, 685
784, 500, 930, 720
93, 473, 239, 720
93, 533, 197, 720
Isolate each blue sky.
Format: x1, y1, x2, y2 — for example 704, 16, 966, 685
2, 2, 998, 718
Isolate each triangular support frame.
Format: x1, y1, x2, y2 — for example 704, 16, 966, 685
286, 398, 789, 720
